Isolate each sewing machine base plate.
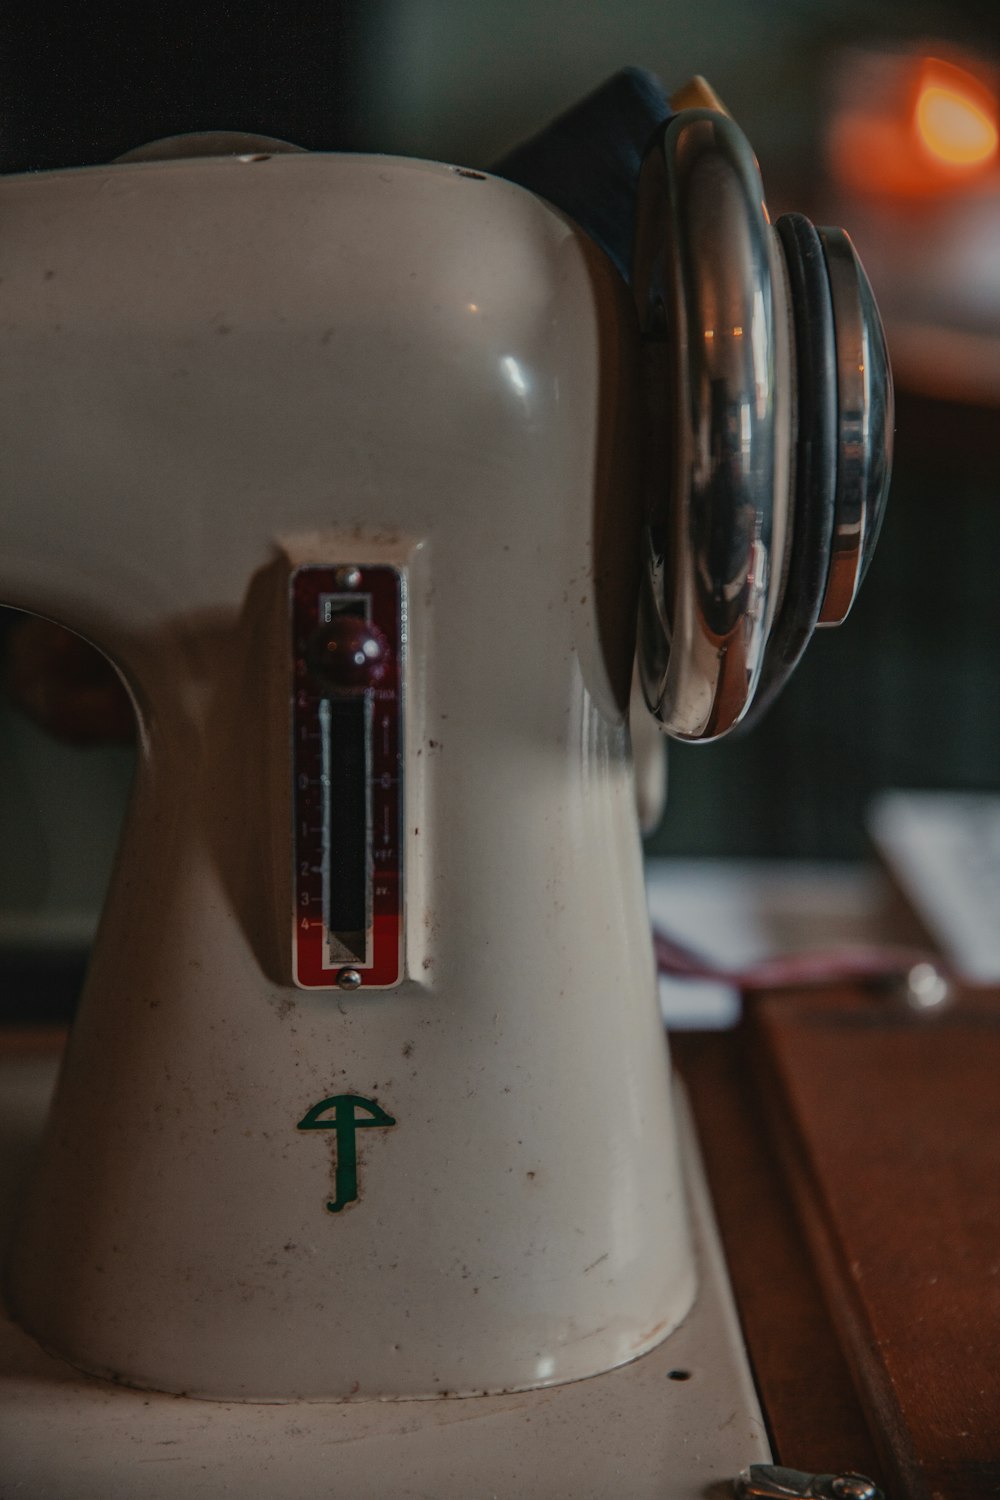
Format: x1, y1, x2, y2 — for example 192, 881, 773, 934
0, 1050, 768, 1499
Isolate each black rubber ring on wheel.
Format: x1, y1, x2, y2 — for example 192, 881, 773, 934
741, 211, 838, 729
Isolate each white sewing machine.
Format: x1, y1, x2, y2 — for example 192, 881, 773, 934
0, 76, 890, 1498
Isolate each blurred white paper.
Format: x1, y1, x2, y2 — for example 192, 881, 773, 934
868, 791, 1000, 983
645, 859, 887, 1029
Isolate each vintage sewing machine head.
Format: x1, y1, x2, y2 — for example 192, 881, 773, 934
0, 79, 890, 1404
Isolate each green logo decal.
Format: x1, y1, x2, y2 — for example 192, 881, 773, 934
296, 1094, 396, 1213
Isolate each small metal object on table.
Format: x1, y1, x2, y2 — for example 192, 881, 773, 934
735, 1464, 883, 1498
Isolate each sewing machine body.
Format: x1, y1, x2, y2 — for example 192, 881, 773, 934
0, 152, 697, 1402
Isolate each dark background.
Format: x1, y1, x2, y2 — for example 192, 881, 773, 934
0, 2, 996, 175
0, 5, 385, 171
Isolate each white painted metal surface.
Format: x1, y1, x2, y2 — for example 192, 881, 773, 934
0, 1053, 769, 1498
0, 152, 695, 1398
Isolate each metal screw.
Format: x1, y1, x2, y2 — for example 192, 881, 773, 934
830, 1478, 879, 1500
337, 968, 362, 991
334, 566, 363, 590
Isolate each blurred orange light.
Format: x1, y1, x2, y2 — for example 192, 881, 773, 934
916, 79, 998, 166
828, 50, 999, 200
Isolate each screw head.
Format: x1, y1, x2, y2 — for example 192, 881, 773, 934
903, 961, 952, 1013
831, 1477, 879, 1500
337, 968, 362, 991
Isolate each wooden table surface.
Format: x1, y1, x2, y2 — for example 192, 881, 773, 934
674, 985, 1000, 1500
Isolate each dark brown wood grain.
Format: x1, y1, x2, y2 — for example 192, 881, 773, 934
674, 1030, 886, 1485
740, 989, 1000, 1500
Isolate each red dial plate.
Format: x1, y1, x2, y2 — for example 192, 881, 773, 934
291, 565, 404, 989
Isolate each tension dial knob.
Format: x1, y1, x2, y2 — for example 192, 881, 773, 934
306, 615, 391, 695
